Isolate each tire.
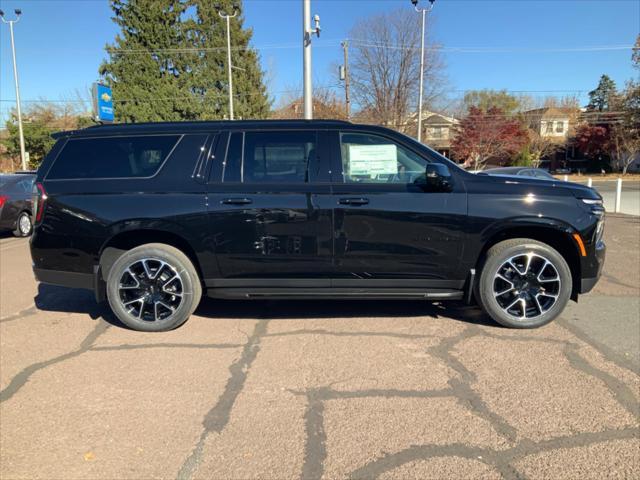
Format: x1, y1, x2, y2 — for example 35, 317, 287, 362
477, 238, 572, 329
106, 243, 202, 332
13, 211, 32, 237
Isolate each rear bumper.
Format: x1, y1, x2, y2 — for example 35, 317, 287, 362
33, 267, 94, 290
33, 266, 106, 303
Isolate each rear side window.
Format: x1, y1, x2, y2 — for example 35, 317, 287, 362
223, 131, 316, 183
47, 135, 181, 180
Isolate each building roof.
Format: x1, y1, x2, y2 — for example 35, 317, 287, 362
523, 107, 574, 118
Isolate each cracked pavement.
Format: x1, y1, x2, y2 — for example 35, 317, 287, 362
1, 216, 639, 479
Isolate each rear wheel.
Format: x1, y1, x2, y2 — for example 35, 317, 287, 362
477, 238, 572, 328
106, 243, 202, 331
13, 211, 32, 237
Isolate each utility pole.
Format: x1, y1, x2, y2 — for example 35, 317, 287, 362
1, 9, 26, 170
341, 40, 351, 120
302, 0, 321, 119
218, 5, 239, 120
411, 0, 435, 143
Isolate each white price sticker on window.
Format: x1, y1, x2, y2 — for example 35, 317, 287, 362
348, 144, 398, 176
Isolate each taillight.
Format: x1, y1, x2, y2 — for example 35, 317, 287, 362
0, 195, 8, 208
32, 182, 47, 222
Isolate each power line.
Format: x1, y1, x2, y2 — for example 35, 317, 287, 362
348, 39, 635, 53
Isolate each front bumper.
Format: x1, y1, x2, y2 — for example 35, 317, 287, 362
579, 240, 605, 294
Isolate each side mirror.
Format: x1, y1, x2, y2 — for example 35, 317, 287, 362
422, 163, 452, 192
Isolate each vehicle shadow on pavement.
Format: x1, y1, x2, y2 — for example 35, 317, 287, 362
194, 297, 500, 327
34, 284, 500, 329
34, 284, 121, 325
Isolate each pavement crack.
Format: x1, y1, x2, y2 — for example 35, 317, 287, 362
558, 317, 639, 375
428, 327, 519, 445
0, 320, 110, 404
348, 427, 640, 480
0, 304, 37, 324
563, 343, 640, 419
301, 388, 328, 480
348, 443, 506, 480
176, 319, 269, 480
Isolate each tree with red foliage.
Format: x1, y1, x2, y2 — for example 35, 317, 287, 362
574, 124, 610, 157
451, 106, 529, 170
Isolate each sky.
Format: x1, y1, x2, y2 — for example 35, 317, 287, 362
0, 0, 639, 123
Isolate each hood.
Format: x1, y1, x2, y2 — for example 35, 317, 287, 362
481, 174, 602, 200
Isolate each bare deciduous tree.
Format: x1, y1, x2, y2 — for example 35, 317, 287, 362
348, 8, 446, 134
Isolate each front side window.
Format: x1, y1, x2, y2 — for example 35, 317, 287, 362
339, 132, 429, 184
47, 135, 180, 180
223, 131, 316, 183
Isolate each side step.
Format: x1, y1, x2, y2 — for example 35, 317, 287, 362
207, 288, 464, 300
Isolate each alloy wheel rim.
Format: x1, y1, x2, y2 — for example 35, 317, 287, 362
493, 252, 561, 320
19, 214, 31, 234
118, 258, 184, 322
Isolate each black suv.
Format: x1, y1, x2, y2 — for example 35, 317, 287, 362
30, 120, 605, 331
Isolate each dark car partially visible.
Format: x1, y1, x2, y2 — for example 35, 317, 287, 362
479, 167, 557, 180
0, 173, 35, 237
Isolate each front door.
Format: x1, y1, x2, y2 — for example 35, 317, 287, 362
207, 129, 333, 286
329, 130, 467, 288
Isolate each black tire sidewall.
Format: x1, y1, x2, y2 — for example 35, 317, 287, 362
13, 212, 32, 237
478, 241, 572, 329
106, 244, 202, 332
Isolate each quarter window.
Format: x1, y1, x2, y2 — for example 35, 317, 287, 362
223, 131, 316, 183
339, 132, 429, 184
47, 135, 180, 179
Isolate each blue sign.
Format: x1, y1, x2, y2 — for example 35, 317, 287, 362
92, 83, 114, 123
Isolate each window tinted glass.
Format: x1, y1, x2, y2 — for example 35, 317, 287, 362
47, 135, 180, 179
16, 177, 35, 192
223, 132, 243, 182
240, 131, 315, 183
339, 132, 428, 184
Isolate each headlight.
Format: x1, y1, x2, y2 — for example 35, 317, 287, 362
579, 198, 604, 242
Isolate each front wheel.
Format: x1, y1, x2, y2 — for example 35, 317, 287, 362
106, 243, 202, 331
477, 238, 572, 329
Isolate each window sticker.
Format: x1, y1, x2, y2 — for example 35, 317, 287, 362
348, 144, 398, 176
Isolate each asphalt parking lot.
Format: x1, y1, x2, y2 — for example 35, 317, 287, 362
1, 216, 639, 479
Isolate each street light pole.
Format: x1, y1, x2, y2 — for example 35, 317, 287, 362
1, 9, 26, 170
302, 0, 320, 119
411, 0, 435, 143
341, 40, 351, 120
218, 5, 239, 120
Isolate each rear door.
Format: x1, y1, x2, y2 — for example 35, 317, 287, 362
329, 129, 467, 288
206, 129, 334, 287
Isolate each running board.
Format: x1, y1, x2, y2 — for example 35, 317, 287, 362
207, 288, 464, 300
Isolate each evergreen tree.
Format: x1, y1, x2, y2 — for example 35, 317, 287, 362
587, 75, 618, 112
186, 0, 270, 119
99, 0, 269, 123
99, 0, 193, 122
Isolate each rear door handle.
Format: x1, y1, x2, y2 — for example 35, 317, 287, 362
339, 197, 369, 206
222, 198, 253, 205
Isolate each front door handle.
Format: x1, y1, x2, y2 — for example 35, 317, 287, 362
339, 197, 369, 206
222, 198, 253, 205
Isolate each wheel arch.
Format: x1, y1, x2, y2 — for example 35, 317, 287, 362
99, 228, 204, 285
476, 222, 582, 300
